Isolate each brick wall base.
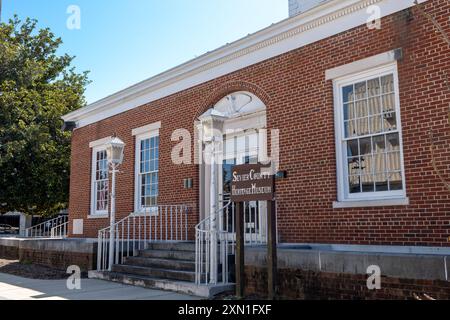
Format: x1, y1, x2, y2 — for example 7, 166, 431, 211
245, 266, 450, 300
17, 249, 95, 272
0, 239, 97, 272
0, 245, 19, 260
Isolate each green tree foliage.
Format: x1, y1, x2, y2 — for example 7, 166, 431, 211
0, 16, 89, 216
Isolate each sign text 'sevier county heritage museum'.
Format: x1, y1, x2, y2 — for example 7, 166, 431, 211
230, 164, 275, 202
61, 0, 450, 299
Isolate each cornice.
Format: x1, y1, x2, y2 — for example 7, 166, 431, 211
194, 0, 384, 74
63, 0, 424, 128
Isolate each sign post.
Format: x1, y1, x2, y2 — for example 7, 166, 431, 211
235, 201, 245, 299
267, 195, 277, 300
231, 164, 276, 299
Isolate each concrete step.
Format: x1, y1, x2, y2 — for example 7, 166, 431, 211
112, 264, 196, 282
139, 248, 196, 261
147, 242, 195, 252
89, 270, 235, 299
124, 256, 196, 272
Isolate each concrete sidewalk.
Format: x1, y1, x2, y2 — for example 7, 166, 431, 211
0, 273, 201, 300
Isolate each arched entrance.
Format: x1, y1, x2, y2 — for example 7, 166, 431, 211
198, 91, 268, 243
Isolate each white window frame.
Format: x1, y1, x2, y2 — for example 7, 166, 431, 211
133, 123, 161, 214
90, 144, 110, 217
333, 63, 407, 206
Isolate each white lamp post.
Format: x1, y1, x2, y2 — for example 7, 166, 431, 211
105, 135, 125, 271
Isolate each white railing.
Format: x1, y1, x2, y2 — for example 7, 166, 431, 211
50, 222, 69, 238
195, 199, 268, 285
97, 205, 189, 271
25, 216, 68, 238
195, 200, 232, 285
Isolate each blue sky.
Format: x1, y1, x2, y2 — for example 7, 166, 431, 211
2, 0, 287, 104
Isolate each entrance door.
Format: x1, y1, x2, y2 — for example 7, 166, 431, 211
219, 134, 267, 244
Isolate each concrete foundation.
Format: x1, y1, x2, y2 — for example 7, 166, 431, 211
244, 245, 450, 299
2, 238, 449, 299
88, 270, 234, 299
0, 238, 97, 272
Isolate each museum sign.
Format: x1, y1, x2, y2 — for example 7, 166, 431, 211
230, 164, 275, 202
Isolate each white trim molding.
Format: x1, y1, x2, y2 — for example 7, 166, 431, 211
333, 197, 409, 209
325, 48, 403, 81
87, 214, 109, 220
132, 121, 161, 136
89, 136, 112, 149
62, 0, 428, 129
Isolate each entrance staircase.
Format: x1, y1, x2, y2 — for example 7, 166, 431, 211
90, 241, 233, 298
112, 242, 196, 282
90, 203, 236, 298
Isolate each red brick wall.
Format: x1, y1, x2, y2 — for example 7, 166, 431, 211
0, 245, 95, 272
68, 1, 450, 246
245, 266, 450, 300
0, 245, 19, 260
18, 249, 95, 272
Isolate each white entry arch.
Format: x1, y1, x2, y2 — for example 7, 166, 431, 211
196, 90, 271, 285
198, 91, 268, 228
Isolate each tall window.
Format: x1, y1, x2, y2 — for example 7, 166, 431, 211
136, 134, 159, 211
92, 148, 109, 215
335, 65, 406, 201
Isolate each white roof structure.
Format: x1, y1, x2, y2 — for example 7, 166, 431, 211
62, 0, 425, 129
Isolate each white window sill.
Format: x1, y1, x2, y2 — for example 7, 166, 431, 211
131, 208, 159, 217
87, 214, 109, 219
333, 197, 409, 209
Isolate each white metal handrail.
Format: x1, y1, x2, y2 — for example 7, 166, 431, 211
50, 222, 69, 238
195, 198, 268, 285
195, 200, 233, 285
25, 216, 68, 238
97, 205, 189, 271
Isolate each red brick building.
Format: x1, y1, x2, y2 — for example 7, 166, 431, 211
62, 0, 450, 298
